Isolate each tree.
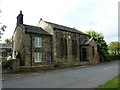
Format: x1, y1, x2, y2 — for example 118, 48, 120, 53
86, 30, 108, 61
5, 38, 12, 44
108, 42, 120, 55
0, 25, 7, 40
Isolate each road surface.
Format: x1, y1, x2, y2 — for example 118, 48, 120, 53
2, 61, 118, 88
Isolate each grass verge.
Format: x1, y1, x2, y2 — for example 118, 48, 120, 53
97, 75, 120, 89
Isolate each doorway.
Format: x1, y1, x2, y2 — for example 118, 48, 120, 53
82, 48, 87, 61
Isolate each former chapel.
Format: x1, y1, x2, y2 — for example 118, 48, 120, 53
12, 11, 99, 68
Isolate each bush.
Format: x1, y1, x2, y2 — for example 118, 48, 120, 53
104, 54, 119, 61
2, 59, 13, 69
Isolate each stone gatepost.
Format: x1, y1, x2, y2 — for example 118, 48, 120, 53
12, 59, 20, 72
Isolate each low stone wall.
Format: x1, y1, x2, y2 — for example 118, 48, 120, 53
55, 61, 94, 69
12, 59, 20, 72
12, 61, 98, 72
20, 64, 54, 72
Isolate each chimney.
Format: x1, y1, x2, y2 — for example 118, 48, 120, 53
17, 10, 23, 25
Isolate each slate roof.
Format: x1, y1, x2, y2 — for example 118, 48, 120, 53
20, 24, 51, 36
45, 21, 89, 35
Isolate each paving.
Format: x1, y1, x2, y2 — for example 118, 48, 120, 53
2, 60, 119, 88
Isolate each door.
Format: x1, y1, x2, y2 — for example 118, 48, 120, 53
82, 48, 87, 61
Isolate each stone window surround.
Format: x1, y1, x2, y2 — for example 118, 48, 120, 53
34, 52, 42, 63
35, 37, 42, 47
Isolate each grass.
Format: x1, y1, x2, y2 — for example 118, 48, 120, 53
97, 75, 120, 89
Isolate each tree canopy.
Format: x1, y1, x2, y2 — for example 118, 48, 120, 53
108, 42, 120, 55
0, 25, 7, 40
5, 38, 12, 44
86, 30, 108, 60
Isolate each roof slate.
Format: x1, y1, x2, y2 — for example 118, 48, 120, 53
20, 24, 51, 36
45, 21, 88, 35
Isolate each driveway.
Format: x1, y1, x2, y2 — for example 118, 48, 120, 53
2, 60, 118, 88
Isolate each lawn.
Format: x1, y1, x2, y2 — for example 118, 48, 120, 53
98, 75, 120, 89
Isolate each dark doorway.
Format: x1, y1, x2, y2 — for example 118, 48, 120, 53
82, 48, 87, 61
20, 59, 25, 66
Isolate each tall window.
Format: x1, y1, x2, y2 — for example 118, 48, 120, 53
60, 38, 64, 57
63, 39, 67, 57
74, 40, 77, 55
34, 52, 42, 63
92, 46, 94, 57
72, 40, 77, 56
72, 40, 74, 55
82, 48, 87, 61
35, 37, 42, 47
60, 38, 67, 58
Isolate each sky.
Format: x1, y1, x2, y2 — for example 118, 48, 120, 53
0, 0, 119, 44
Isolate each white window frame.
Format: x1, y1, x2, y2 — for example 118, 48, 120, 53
34, 52, 42, 63
35, 37, 42, 47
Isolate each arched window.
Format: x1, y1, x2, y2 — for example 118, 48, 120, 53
72, 40, 74, 56
82, 48, 87, 61
72, 40, 77, 56
74, 40, 77, 56
60, 38, 67, 58
64, 39, 67, 57
92, 46, 94, 57
60, 38, 64, 57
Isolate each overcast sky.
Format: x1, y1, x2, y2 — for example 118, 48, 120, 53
0, 0, 119, 44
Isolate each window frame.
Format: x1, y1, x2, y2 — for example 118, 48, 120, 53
34, 52, 42, 63
92, 46, 95, 57
35, 37, 42, 47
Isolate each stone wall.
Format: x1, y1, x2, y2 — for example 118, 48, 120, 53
13, 25, 53, 67
31, 34, 52, 66
13, 26, 28, 65
12, 59, 20, 72
53, 30, 80, 64
20, 65, 54, 72
88, 40, 98, 64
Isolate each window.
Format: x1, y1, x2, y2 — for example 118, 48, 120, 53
74, 40, 77, 55
60, 38, 67, 58
82, 48, 87, 61
35, 37, 42, 47
72, 40, 74, 55
34, 52, 42, 63
60, 38, 64, 57
92, 46, 94, 57
63, 39, 67, 57
46, 52, 52, 64
72, 40, 77, 56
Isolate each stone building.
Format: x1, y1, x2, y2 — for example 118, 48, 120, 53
12, 11, 99, 69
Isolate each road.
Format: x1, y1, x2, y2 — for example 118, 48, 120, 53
2, 61, 118, 88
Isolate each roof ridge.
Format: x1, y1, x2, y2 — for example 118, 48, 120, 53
45, 21, 75, 30
44, 21, 88, 35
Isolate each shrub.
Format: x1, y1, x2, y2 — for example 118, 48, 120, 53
2, 59, 13, 69
104, 54, 119, 61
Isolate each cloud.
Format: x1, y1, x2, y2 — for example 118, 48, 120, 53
0, 0, 118, 44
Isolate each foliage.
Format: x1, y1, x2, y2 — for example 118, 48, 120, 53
2, 48, 12, 57
99, 75, 120, 88
0, 25, 7, 40
5, 38, 12, 44
86, 30, 108, 61
104, 54, 119, 61
2, 59, 13, 69
108, 42, 120, 55
1, 25, 7, 31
